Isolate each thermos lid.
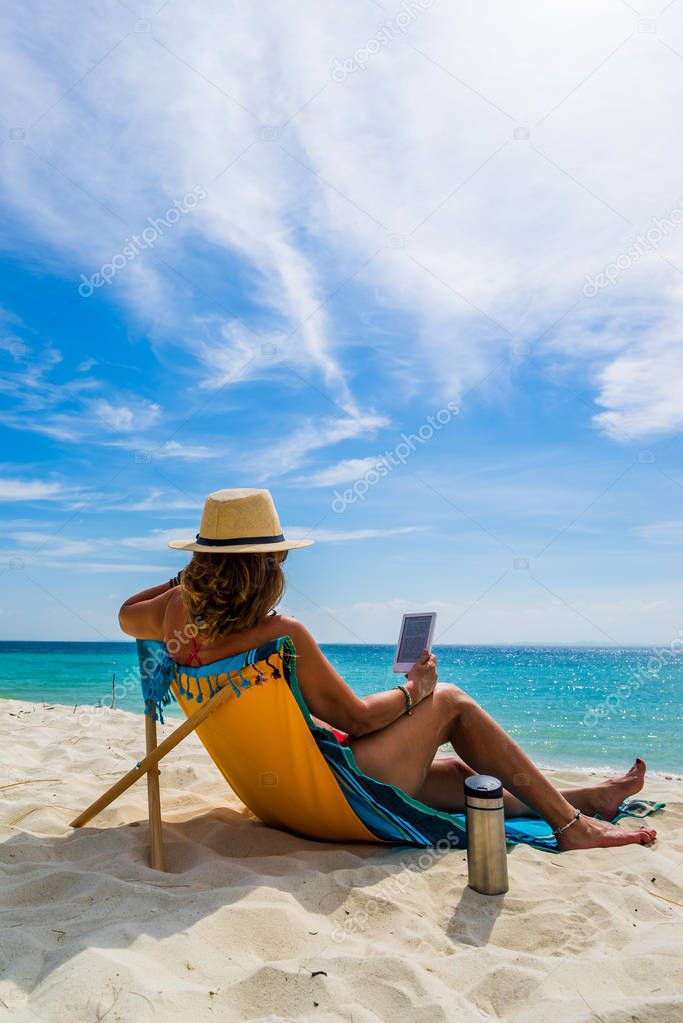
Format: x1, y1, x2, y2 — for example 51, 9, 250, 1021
464, 774, 504, 799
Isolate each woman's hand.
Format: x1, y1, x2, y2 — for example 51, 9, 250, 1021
405, 649, 438, 703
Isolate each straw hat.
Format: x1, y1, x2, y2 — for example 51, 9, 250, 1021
168, 488, 313, 554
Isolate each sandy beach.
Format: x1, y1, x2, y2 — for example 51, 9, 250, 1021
1, 697, 682, 1023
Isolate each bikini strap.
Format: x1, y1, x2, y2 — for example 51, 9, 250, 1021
185, 634, 204, 667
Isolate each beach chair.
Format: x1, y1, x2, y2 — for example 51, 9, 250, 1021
68, 637, 591, 869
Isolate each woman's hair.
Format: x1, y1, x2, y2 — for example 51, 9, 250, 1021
180, 551, 287, 641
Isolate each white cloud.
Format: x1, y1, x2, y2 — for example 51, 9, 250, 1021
0, 332, 219, 456
593, 340, 683, 440
6, 528, 173, 572
120, 528, 195, 551
0, 517, 52, 529
294, 456, 386, 486
154, 441, 216, 460
102, 438, 217, 459
286, 525, 421, 543
195, 318, 285, 390
0, 335, 28, 359
88, 398, 161, 433
0, 477, 66, 502
259, 413, 389, 476
634, 520, 683, 545
9, 531, 95, 556
39, 560, 168, 574
0, 337, 167, 444
1, 1, 683, 441
106, 489, 201, 512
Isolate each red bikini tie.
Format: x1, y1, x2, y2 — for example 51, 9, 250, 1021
186, 636, 204, 666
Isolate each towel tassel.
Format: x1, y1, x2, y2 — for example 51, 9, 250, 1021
265, 655, 281, 680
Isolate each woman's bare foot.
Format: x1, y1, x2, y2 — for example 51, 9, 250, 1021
585, 758, 647, 821
556, 812, 656, 851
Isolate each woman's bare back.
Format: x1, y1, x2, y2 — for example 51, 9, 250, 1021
162, 589, 293, 665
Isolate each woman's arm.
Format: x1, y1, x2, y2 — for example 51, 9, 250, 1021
284, 618, 437, 737
118, 576, 180, 639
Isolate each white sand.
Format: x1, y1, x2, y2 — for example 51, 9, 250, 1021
1, 698, 682, 1023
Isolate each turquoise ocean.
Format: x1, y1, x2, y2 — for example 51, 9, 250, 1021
1, 642, 681, 774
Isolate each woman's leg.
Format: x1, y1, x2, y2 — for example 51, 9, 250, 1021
349, 684, 656, 849
416, 754, 647, 823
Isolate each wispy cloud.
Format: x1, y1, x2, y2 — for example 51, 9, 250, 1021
287, 525, 422, 543
0, 332, 216, 458
259, 413, 389, 477
0, 335, 28, 360
104, 438, 218, 460
153, 441, 216, 460
87, 397, 161, 433
594, 336, 683, 440
9, 531, 95, 555
5, 529, 169, 575
104, 489, 201, 512
119, 528, 195, 551
293, 456, 386, 487
0, 338, 160, 443
0, 477, 69, 502
3, 3, 682, 442
634, 519, 683, 545
38, 560, 168, 574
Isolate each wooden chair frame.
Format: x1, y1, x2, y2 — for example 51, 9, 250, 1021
69, 685, 234, 871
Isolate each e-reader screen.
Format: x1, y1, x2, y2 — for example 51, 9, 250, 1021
397, 614, 433, 664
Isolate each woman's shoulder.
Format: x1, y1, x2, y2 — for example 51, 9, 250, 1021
269, 613, 303, 636
163, 588, 187, 628
268, 614, 315, 646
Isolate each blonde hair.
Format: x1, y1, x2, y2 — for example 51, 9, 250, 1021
180, 551, 287, 641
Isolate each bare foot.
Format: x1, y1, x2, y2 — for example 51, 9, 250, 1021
586, 758, 647, 821
556, 813, 656, 851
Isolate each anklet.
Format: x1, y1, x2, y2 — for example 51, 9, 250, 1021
553, 809, 582, 836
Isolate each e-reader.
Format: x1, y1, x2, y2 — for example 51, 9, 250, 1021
392, 612, 437, 673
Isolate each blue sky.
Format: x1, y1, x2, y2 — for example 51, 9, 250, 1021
1, 0, 683, 643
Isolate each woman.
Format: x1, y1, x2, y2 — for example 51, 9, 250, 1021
119, 488, 656, 851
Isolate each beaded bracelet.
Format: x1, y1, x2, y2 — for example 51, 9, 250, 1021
393, 683, 413, 716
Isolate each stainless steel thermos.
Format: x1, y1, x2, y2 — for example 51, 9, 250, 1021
465, 774, 509, 895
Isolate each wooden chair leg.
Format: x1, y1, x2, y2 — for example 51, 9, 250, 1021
145, 708, 166, 872
69, 678, 234, 829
